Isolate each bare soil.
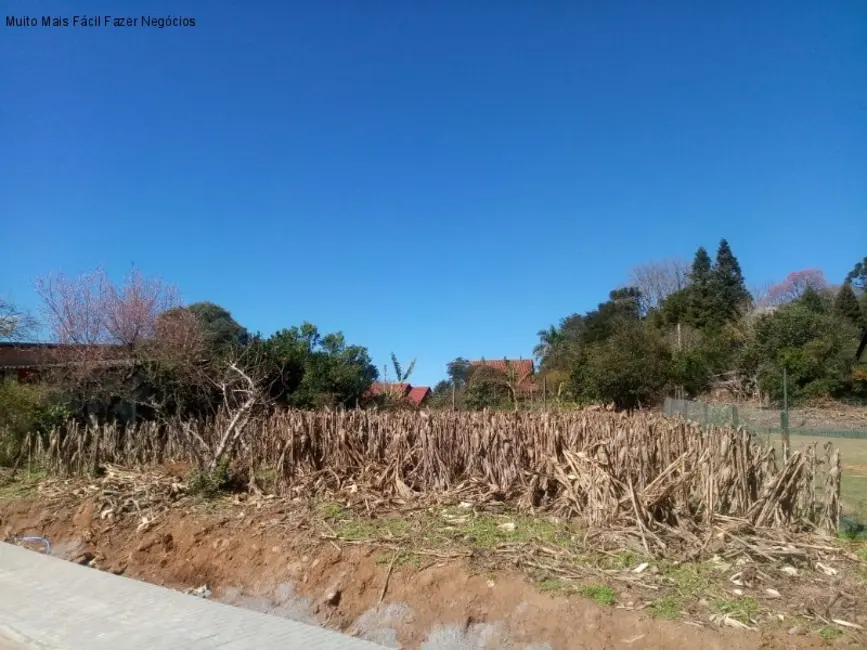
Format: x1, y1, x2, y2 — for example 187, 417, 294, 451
1, 488, 861, 650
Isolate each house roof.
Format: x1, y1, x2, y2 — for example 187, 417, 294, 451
406, 386, 431, 406
469, 359, 536, 392
366, 382, 430, 406
367, 382, 411, 397
0, 342, 129, 370
470, 359, 534, 378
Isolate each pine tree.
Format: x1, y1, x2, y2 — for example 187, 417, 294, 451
712, 239, 751, 322
800, 285, 830, 314
834, 282, 863, 326
690, 247, 713, 283
686, 247, 714, 329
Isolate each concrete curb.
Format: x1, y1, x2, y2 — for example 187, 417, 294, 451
0, 542, 385, 649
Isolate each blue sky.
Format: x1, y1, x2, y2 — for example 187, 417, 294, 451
1, 1, 865, 387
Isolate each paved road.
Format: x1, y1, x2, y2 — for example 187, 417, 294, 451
0, 542, 385, 649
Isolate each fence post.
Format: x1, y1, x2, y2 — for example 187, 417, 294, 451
781, 367, 790, 458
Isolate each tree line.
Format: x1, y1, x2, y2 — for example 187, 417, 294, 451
1, 246, 866, 458
0, 268, 380, 462
525, 243, 866, 409
427, 243, 866, 411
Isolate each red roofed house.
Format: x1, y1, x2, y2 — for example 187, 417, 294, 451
366, 382, 431, 407
469, 358, 536, 397
406, 385, 431, 406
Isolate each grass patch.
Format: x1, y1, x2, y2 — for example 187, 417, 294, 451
605, 550, 640, 570
0, 471, 45, 500
537, 578, 573, 594
664, 563, 711, 595
375, 550, 422, 569
713, 596, 758, 625
579, 583, 616, 606
323, 505, 412, 542
819, 625, 842, 640
648, 594, 682, 620
318, 501, 348, 520
439, 509, 572, 550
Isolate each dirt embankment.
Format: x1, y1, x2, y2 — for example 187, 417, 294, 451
0, 495, 848, 650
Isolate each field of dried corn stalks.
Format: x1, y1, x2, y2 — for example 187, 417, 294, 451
22, 410, 841, 551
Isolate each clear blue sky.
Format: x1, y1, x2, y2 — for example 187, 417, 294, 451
2, 1, 865, 387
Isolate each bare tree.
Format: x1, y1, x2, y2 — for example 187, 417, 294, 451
35, 266, 179, 348
627, 259, 690, 314
0, 297, 37, 341
32, 266, 182, 401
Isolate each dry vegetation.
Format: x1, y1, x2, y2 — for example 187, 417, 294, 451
4, 409, 866, 642
16, 410, 842, 555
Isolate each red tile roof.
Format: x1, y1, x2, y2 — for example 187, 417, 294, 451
406, 386, 431, 406
366, 382, 430, 406
470, 359, 536, 392
470, 359, 534, 378
366, 382, 411, 398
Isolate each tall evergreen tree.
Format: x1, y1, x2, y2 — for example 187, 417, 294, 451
712, 239, 751, 322
800, 285, 831, 314
834, 282, 864, 326
686, 247, 714, 328
690, 247, 713, 282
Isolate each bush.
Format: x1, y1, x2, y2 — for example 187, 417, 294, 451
0, 380, 69, 465
572, 323, 672, 409
188, 458, 230, 498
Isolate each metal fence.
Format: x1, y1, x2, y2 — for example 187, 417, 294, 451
664, 397, 867, 529
662, 397, 867, 440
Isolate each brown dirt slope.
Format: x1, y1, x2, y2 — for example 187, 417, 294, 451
0, 496, 849, 650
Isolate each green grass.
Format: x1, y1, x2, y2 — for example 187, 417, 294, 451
579, 583, 616, 606
819, 625, 842, 640
537, 578, 573, 594
438, 508, 573, 550
713, 596, 759, 625
648, 594, 682, 620
664, 563, 711, 595
600, 550, 641, 570
0, 471, 44, 500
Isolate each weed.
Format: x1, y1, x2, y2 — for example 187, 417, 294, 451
0, 477, 38, 500
819, 626, 841, 640
579, 583, 616, 606
188, 459, 230, 499
665, 563, 710, 595
713, 597, 758, 625
605, 550, 639, 570
648, 594, 682, 620
538, 578, 573, 594
442, 511, 572, 550
318, 501, 347, 520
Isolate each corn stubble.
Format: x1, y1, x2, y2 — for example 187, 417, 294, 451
29, 410, 841, 548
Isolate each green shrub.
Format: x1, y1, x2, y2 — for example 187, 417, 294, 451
188, 458, 231, 498
0, 380, 69, 465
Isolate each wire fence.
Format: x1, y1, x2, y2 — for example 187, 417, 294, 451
664, 396, 867, 529
662, 397, 867, 440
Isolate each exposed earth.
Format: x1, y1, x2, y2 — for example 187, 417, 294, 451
1, 473, 864, 650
